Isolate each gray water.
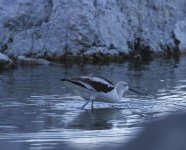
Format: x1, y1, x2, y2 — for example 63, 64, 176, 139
0, 57, 186, 150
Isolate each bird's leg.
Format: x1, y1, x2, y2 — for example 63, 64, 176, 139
90, 96, 95, 109
91, 100, 94, 109
81, 100, 91, 109
81, 96, 95, 109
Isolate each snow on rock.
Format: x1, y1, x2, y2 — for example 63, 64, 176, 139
0, 52, 12, 63
0, 0, 186, 59
17, 56, 51, 65
0, 52, 15, 70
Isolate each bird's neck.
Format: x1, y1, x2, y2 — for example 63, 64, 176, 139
115, 82, 128, 100
115, 85, 124, 100
117, 89, 124, 100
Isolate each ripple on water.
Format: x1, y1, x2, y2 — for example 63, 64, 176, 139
1, 58, 186, 150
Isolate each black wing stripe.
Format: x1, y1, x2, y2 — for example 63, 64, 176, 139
61, 76, 115, 93
87, 80, 114, 92
61, 79, 88, 89
78, 76, 114, 93
92, 75, 114, 85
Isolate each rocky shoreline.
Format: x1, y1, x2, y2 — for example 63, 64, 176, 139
0, 52, 51, 71
1, 1, 186, 61
0, 49, 182, 72
0, 0, 186, 70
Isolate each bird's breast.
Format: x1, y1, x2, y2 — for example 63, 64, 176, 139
95, 89, 120, 103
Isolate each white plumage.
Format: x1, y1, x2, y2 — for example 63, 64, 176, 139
61, 75, 144, 109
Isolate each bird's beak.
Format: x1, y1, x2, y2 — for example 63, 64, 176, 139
129, 88, 148, 96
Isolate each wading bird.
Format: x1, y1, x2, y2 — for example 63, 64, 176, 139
61, 76, 146, 109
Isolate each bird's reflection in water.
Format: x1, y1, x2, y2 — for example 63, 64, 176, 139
66, 108, 125, 130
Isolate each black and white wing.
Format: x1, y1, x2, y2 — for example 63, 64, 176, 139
61, 76, 114, 93
60, 77, 95, 91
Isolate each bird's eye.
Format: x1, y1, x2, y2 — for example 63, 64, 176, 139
124, 84, 127, 86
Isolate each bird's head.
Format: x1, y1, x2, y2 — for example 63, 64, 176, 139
116, 81, 149, 99
115, 81, 129, 99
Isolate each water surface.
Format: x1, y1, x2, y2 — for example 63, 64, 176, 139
0, 57, 186, 150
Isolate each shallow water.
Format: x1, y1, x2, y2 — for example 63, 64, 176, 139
0, 57, 186, 150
